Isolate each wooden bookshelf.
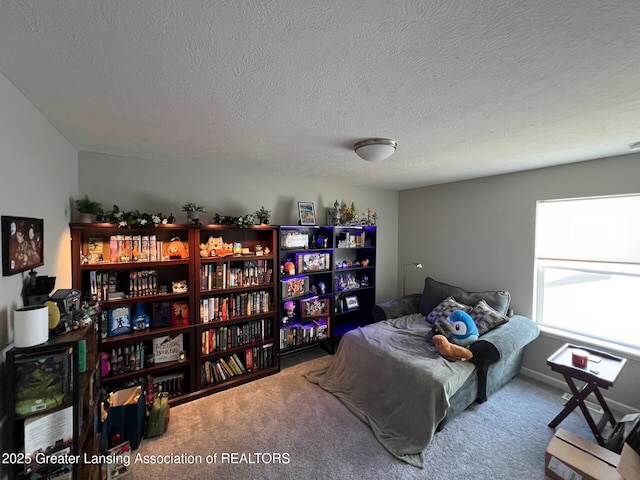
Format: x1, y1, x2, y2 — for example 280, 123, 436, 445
70, 223, 280, 407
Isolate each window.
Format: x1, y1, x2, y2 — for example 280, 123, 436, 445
534, 194, 640, 352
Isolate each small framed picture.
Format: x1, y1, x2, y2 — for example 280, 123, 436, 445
344, 295, 359, 310
298, 202, 316, 226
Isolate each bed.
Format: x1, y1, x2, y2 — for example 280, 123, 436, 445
304, 277, 540, 467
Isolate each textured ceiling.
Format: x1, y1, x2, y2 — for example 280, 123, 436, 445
1, 1, 639, 190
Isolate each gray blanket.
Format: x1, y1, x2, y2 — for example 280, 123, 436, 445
304, 313, 475, 467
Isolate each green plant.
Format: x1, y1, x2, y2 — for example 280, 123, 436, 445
181, 202, 206, 213
255, 206, 271, 224
105, 205, 167, 228
75, 195, 102, 214
213, 213, 256, 228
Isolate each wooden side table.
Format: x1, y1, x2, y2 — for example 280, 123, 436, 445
547, 343, 626, 446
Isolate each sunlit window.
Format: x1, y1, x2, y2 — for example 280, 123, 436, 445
534, 194, 640, 352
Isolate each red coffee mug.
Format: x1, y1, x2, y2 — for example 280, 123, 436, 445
571, 348, 589, 368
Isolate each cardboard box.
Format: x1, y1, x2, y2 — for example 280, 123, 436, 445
545, 429, 623, 480
618, 443, 640, 480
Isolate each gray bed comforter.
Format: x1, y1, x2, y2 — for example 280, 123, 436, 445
304, 313, 475, 467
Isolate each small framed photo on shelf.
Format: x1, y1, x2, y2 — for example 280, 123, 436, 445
298, 202, 316, 226
344, 295, 359, 311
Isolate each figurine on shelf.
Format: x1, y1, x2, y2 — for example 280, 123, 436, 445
133, 303, 149, 331
165, 237, 188, 260
172, 280, 188, 294
282, 300, 296, 325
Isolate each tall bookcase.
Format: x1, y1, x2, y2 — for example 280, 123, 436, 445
277, 225, 376, 354
332, 225, 377, 343
4, 326, 100, 480
194, 225, 279, 393
70, 223, 279, 407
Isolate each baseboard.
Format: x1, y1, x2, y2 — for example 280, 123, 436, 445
519, 366, 636, 416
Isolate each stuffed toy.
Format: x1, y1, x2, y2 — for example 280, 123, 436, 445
448, 310, 479, 346
433, 334, 473, 361
165, 237, 188, 259
208, 236, 223, 256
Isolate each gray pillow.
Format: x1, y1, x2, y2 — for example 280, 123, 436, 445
469, 300, 509, 335
419, 277, 511, 317
425, 296, 472, 324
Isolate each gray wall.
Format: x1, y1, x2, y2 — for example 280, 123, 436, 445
78, 151, 400, 302
2, 60, 638, 468
0, 72, 78, 478
399, 154, 640, 412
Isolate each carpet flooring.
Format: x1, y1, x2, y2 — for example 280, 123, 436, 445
129, 350, 602, 479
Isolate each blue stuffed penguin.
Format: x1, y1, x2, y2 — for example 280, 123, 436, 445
448, 310, 479, 346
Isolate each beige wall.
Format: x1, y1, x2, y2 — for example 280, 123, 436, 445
78, 151, 400, 302
0, 72, 78, 477
399, 154, 640, 412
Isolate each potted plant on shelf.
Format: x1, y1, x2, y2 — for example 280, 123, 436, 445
255, 206, 272, 225
75, 195, 102, 223
182, 202, 206, 224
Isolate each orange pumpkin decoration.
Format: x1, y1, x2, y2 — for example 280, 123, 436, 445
165, 237, 189, 260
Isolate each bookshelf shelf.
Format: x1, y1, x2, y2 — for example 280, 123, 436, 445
100, 359, 189, 384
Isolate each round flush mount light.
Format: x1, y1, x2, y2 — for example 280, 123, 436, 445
354, 138, 398, 162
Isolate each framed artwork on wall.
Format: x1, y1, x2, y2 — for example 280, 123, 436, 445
298, 202, 316, 226
1, 216, 44, 276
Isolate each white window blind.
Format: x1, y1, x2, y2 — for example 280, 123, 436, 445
536, 194, 640, 264
534, 194, 640, 352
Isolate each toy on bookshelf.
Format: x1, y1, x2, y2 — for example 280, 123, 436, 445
165, 237, 189, 260
132, 303, 150, 331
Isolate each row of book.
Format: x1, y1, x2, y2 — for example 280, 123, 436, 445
117, 373, 186, 404
201, 318, 273, 355
279, 319, 329, 350
200, 344, 275, 386
152, 372, 185, 399
89, 270, 160, 301
103, 333, 186, 376
199, 291, 272, 322
105, 342, 148, 376
87, 235, 174, 264
200, 260, 273, 290
103, 301, 189, 338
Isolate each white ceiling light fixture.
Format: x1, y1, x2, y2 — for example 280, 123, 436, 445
354, 138, 398, 162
